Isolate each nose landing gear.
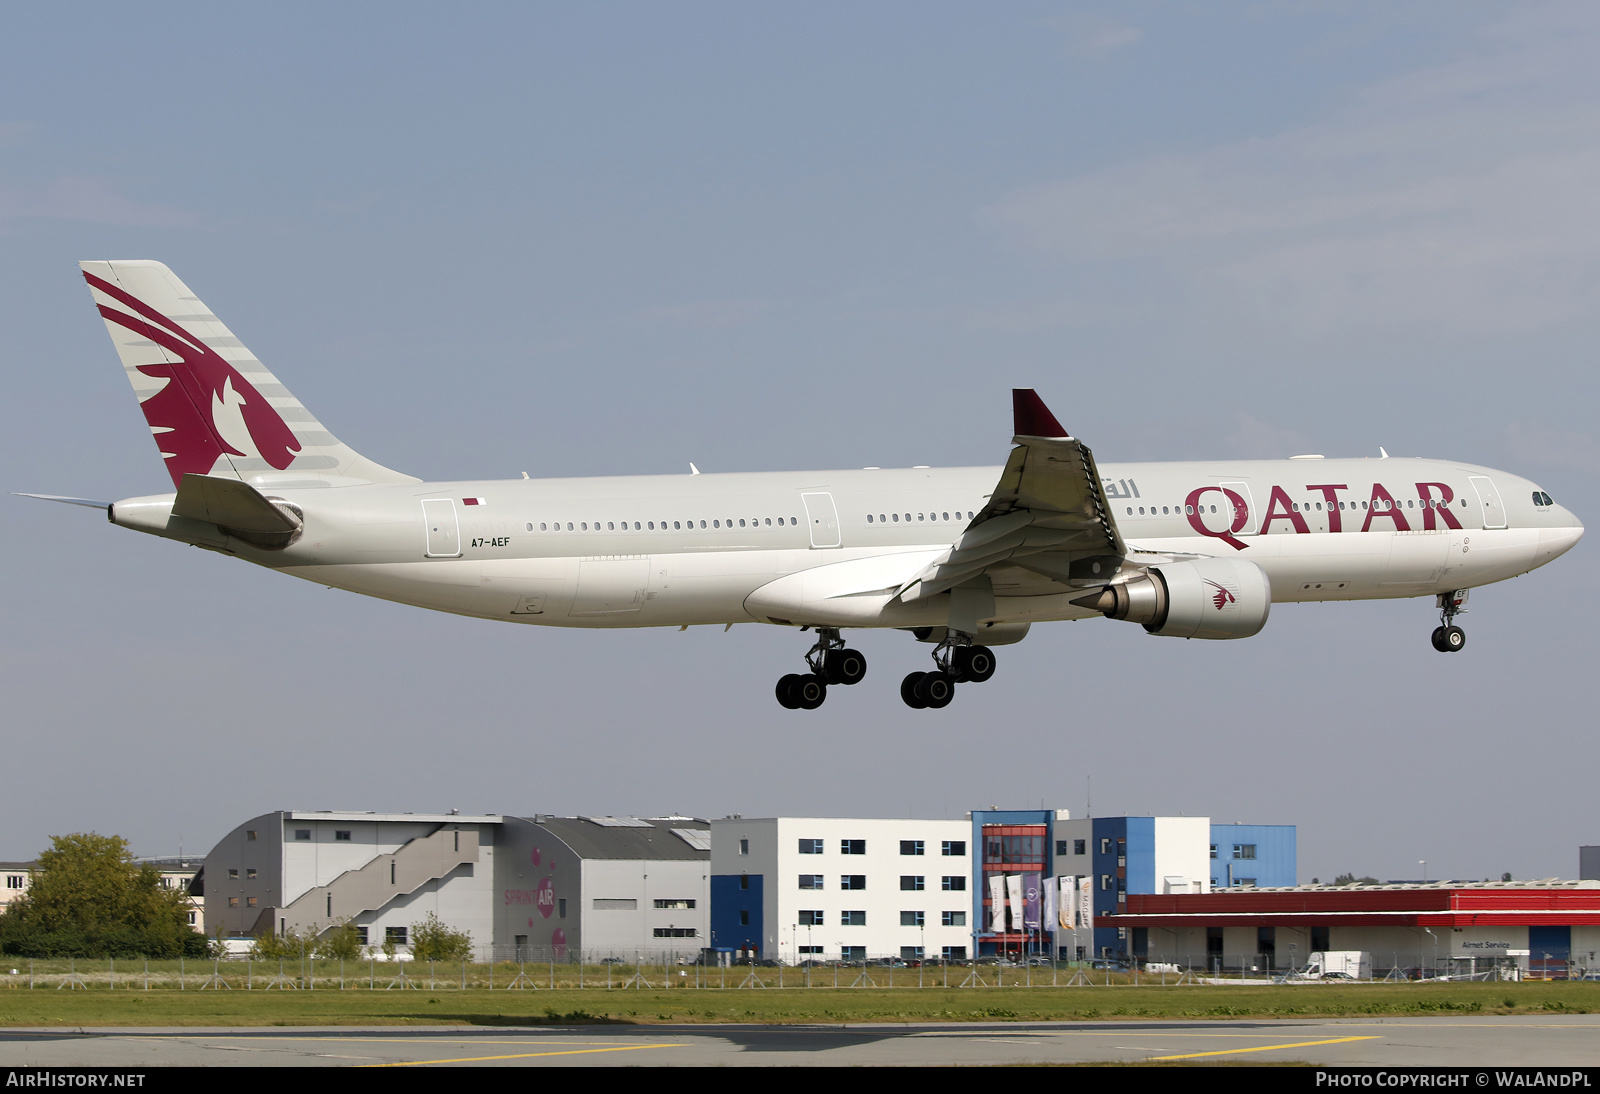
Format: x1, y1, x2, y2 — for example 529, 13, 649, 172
900, 634, 997, 709
1431, 589, 1468, 653
774, 628, 867, 709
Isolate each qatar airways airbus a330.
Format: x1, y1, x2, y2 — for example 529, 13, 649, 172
22, 261, 1584, 710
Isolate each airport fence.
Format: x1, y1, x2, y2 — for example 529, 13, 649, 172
0, 949, 1567, 990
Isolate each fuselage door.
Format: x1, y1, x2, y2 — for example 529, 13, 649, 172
1219, 482, 1258, 535
802, 492, 842, 548
422, 498, 463, 558
1469, 475, 1507, 529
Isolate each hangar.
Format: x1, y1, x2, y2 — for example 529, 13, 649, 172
1107, 880, 1600, 977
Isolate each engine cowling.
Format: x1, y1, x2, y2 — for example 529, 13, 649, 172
1073, 558, 1271, 640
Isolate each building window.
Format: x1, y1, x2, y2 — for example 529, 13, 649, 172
1210, 844, 1218, 859
840, 875, 866, 890
942, 910, 966, 927
1101, 874, 1111, 890
941, 876, 966, 891
1074, 840, 1085, 855
1234, 844, 1257, 860
227, 869, 238, 879
558, 899, 567, 918
1100, 837, 1110, 854
739, 911, 750, 925
798, 910, 824, 926
841, 911, 866, 926
357, 927, 369, 946
942, 946, 967, 961
654, 899, 695, 909
247, 869, 256, 879
900, 875, 925, 891
1233, 878, 1257, 887
653, 928, 697, 938
246, 897, 257, 908
901, 911, 925, 927
246, 831, 257, 841
799, 874, 824, 890
900, 840, 924, 856
739, 875, 750, 890
1056, 840, 1068, 856
4, 876, 22, 890
799, 839, 823, 855
798, 946, 823, 955
335, 830, 351, 841
841, 839, 866, 855
593, 898, 638, 910
294, 829, 311, 841
840, 946, 866, 961
941, 841, 966, 856
228, 897, 239, 908
386, 927, 407, 946
187, 912, 197, 926
739, 839, 749, 855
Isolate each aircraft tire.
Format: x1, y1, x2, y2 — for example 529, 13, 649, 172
826, 648, 868, 686
963, 646, 997, 683
901, 672, 929, 709
1430, 626, 1449, 652
922, 671, 956, 709
1443, 625, 1466, 652
795, 674, 828, 710
776, 673, 802, 709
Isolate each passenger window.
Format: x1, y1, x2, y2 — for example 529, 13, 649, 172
892, 513, 899, 522
942, 512, 949, 521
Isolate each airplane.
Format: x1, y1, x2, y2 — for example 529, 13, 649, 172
19, 260, 1584, 711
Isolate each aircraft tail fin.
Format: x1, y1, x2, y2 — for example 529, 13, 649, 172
80, 260, 418, 489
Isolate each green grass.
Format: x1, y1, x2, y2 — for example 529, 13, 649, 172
1, 968, 1596, 1027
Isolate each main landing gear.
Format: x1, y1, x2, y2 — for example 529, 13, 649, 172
900, 636, 997, 709
775, 628, 867, 710
1430, 589, 1468, 653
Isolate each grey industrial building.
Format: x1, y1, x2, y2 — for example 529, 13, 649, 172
200, 810, 710, 958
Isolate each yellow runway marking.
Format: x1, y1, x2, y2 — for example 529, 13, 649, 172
364, 1043, 682, 1066
1150, 1035, 1379, 1061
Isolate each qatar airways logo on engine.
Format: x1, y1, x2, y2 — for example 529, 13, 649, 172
1181, 482, 1464, 551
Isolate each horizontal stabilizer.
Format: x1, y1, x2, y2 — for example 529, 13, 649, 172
13, 492, 112, 511
172, 473, 299, 533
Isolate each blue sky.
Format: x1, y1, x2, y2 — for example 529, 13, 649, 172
3, 2, 1596, 883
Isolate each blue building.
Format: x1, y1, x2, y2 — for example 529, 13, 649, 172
971, 810, 1296, 959
1209, 824, 1296, 890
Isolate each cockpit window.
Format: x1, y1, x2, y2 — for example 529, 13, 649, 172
1533, 491, 1554, 506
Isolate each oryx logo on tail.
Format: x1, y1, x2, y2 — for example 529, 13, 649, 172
83, 271, 300, 486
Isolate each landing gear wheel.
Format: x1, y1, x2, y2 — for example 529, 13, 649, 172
919, 670, 956, 709
1443, 625, 1465, 652
954, 645, 996, 683
1430, 627, 1449, 652
776, 673, 802, 709
825, 647, 868, 686
794, 674, 828, 709
900, 672, 929, 709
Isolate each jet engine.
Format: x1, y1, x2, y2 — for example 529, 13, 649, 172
1072, 558, 1271, 640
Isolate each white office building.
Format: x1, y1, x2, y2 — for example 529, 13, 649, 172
710, 817, 974, 963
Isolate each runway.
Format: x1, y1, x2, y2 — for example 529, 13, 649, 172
2, 1016, 1598, 1067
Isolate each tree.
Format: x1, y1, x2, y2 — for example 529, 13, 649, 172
0, 833, 205, 958
314, 918, 365, 962
1331, 873, 1380, 887
410, 912, 473, 962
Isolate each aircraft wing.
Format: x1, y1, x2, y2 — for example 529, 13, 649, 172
898, 390, 1125, 602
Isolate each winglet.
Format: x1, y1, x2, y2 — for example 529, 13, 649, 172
1012, 389, 1069, 439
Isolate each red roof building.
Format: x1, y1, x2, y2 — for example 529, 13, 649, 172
1102, 882, 1600, 978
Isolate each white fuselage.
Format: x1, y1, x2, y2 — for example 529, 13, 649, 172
113, 455, 1582, 635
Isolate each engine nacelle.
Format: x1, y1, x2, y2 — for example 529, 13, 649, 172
1073, 558, 1271, 640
